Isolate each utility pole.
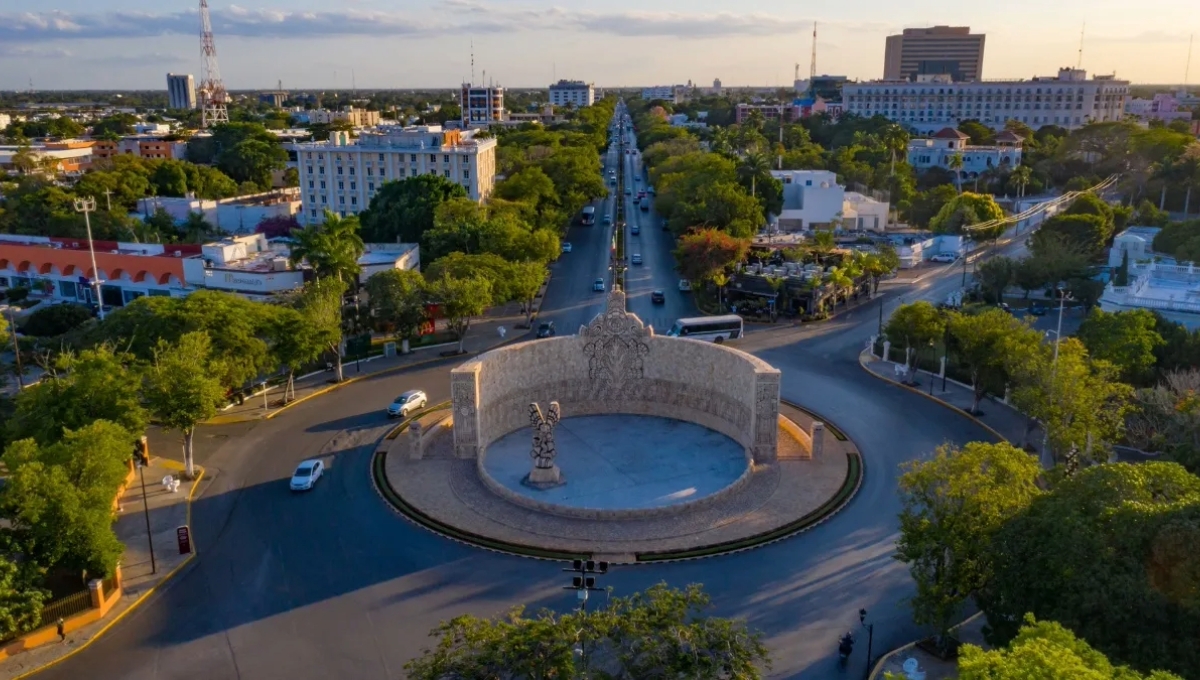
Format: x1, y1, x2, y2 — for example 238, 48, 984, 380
563, 560, 608, 672
102, 188, 113, 212
73, 197, 105, 320
6, 306, 23, 390
859, 609, 875, 680
133, 438, 156, 574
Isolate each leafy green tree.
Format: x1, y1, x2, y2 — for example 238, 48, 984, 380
492, 166, 562, 232
947, 308, 1044, 413
929, 192, 1005, 235
958, 615, 1183, 680
976, 256, 1016, 304
425, 252, 516, 303
1076, 308, 1164, 384
268, 306, 325, 402
365, 269, 427, 352
1025, 230, 1091, 288
982, 462, 1200, 677
860, 247, 898, 297
143, 332, 227, 478
673, 228, 750, 284
508, 261, 548, 327
359, 174, 468, 244
181, 211, 215, 243
405, 583, 770, 680
1035, 213, 1112, 258
885, 301, 946, 373
290, 209, 365, 284
0, 557, 47, 638
290, 278, 350, 382
217, 138, 287, 191
427, 274, 492, 354
897, 442, 1043, 645
948, 152, 965, 193
7, 346, 147, 447
90, 114, 138, 137
908, 184, 959, 228
1126, 369, 1200, 471
19, 302, 92, 337
957, 119, 996, 146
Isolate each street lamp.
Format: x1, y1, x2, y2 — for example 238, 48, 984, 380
132, 437, 156, 574
859, 608, 874, 680
1040, 285, 1072, 468
563, 560, 608, 675
6, 306, 23, 390
73, 196, 105, 321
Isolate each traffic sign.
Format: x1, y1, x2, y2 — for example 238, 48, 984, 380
176, 525, 192, 555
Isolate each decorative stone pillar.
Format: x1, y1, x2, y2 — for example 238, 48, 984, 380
939, 355, 947, 378
407, 419, 424, 460
752, 370, 782, 464
811, 421, 826, 459
88, 578, 104, 608
450, 362, 481, 459
883, 340, 892, 363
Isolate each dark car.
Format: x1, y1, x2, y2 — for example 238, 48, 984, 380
1028, 303, 1048, 317
536, 321, 556, 338
650, 290, 665, 304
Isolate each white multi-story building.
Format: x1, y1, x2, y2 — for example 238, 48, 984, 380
293, 127, 497, 224
460, 83, 506, 127
908, 127, 1024, 176
843, 68, 1129, 133
548, 80, 595, 108
642, 85, 688, 104
293, 106, 381, 127
771, 170, 845, 231
1100, 262, 1200, 330
166, 73, 197, 110
0, 114, 11, 131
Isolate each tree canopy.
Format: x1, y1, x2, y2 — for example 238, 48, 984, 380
358, 174, 469, 244
673, 228, 750, 283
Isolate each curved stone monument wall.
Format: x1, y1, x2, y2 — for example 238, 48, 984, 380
451, 288, 781, 464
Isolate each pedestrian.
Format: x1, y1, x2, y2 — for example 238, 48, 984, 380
497, 326, 507, 340
57, 617, 65, 642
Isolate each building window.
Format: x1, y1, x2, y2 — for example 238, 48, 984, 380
349, 167, 355, 175
350, 182, 356, 190
320, 181, 326, 189
430, 154, 437, 162
319, 167, 324, 175
309, 195, 315, 203
443, 155, 450, 163
379, 168, 386, 177
444, 169, 450, 177
338, 182, 344, 190
410, 154, 417, 162
339, 197, 345, 205
321, 196, 327, 204
366, 168, 373, 176
337, 167, 343, 175
368, 183, 375, 191
463, 170, 470, 179
149, 289, 171, 297
308, 180, 314, 188
378, 153, 385, 161
58, 280, 78, 298
311, 209, 317, 216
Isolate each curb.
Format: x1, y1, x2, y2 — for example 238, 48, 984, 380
867, 611, 984, 680
369, 400, 863, 564
11, 467, 207, 680
204, 335, 529, 426
857, 350, 1007, 443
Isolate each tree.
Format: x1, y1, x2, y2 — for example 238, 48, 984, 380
359, 174, 468, 244
1007, 165, 1032, 199
947, 309, 1044, 413
143, 332, 227, 478
976, 256, 1016, 304
0, 557, 46, 639
862, 246, 899, 297
404, 583, 771, 680
255, 214, 300, 239
981, 462, 1200, 677
958, 120, 996, 146
1036, 213, 1112, 258
216, 138, 287, 191
291, 278, 350, 383
673, 228, 750, 284
1076, 308, 1164, 384
268, 307, 325, 402
885, 302, 946, 374
896, 442, 1042, 645
508, 261, 548, 326
1126, 369, 1200, 472
493, 165, 562, 232
949, 153, 965, 193
7, 346, 147, 447
290, 209, 364, 284
425, 252, 516, 303
929, 192, 1005, 235
427, 274, 492, 354
881, 124, 910, 176
181, 211, 215, 243
958, 615, 1183, 680
908, 184, 959, 228
19, 302, 92, 337
365, 269, 427, 352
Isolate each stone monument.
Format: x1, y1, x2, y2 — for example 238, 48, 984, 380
523, 401, 564, 489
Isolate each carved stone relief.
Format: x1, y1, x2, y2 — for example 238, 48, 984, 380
579, 286, 651, 396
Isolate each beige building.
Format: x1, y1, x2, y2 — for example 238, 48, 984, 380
293, 126, 497, 224
302, 106, 381, 127
460, 83, 506, 127
884, 26, 986, 82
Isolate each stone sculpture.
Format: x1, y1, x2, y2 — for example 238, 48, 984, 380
523, 401, 564, 489
580, 286, 651, 395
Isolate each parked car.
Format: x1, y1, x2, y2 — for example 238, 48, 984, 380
290, 459, 324, 491
651, 290, 665, 304
631, 254, 643, 265
602, 215, 612, 225
930, 253, 958, 263
593, 278, 606, 292
678, 279, 692, 292
1028, 303, 1048, 317
561, 242, 573, 253
387, 390, 428, 418
640, 203, 649, 212
625, 187, 632, 195
631, 225, 640, 235
536, 321, 556, 338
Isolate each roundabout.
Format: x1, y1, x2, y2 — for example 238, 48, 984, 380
373, 288, 863, 563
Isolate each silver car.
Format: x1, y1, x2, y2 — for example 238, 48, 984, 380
387, 390, 428, 418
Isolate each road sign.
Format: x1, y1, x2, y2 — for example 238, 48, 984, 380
176, 525, 192, 555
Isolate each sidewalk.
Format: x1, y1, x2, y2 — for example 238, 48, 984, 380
0, 459, 208, 680
859, 350, 1040, 447
207, 306, 530, 425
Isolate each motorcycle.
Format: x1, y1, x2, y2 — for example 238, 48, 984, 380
838, 631, 855, 665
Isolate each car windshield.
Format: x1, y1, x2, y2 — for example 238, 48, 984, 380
295, 465, 313, 477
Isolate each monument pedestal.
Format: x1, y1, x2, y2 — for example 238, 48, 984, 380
522, 464, 565, 490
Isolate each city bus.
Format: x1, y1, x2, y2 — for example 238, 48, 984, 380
665, 315, 744, 343
581, 205, 596, 226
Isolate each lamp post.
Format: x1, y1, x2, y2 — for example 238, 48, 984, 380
6, 306, 23, 390
1039, 285, 1072, 468
353, 294, 362, 373
132, 437, 156, 574
73, 197, 105, 320
563, 560, 608, 676
859, 608, 874, 680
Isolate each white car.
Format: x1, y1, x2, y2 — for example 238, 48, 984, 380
562, 242, 573, 253
678, 279, 692, 292
290, 459, 324, 491
631, 254, 643, 265
930, 253, 958, 263
387, 390, 428, 418
593, 278, 606, 292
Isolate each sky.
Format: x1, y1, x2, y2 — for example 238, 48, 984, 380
0, 0, 1198, 91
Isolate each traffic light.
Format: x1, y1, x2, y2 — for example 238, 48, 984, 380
132, 437, 149, 466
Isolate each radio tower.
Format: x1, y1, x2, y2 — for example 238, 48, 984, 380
198, 0, 229, 128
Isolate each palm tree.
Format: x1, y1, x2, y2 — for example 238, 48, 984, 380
1008, 165, 1032, 200
1152, 157, 1179, 210
809, 230, 836, 264
824, 266, 854, 307
711, 271, 730, 311
182, 211, 214, 243
1179, 143, 1200, 218
881, 124, 909, 176
738, 151, 772, 199
290, 209, 365, 284
948, 153, 965, 194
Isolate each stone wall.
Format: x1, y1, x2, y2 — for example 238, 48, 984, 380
451, 288, 781, 463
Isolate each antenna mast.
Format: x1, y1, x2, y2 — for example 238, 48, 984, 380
198, 0, 229, 128
1185, 34, 1195, 91
810, 22, 818, 81
1076, 22, 1086, 69
470, 40, 476, 84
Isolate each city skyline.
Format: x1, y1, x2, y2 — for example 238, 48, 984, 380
0, 0, 1198, 90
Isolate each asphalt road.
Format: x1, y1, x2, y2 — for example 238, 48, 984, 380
37, 104, 1015, 680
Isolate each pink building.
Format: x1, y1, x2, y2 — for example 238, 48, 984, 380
1125, 93, 1194, 123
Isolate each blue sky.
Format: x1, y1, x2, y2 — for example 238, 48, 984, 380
1, 0, 1197, 90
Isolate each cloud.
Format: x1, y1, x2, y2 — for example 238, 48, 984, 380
0, 44, 75, 58
0, 4, 824, 42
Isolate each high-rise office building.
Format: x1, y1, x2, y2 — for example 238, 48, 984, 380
167, 73, 197, 110
883, 26, 986, 82
460, 83, 505, 127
